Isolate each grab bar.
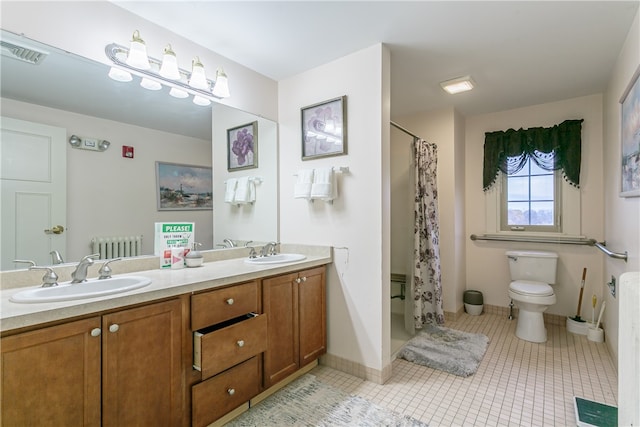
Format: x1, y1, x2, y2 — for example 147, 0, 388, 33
592, 241, 628, 262
470, 234, 627, 262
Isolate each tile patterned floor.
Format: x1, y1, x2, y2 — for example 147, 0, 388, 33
312, 312, 618, 426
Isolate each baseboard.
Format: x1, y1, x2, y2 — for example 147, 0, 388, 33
319, 353, 392, 384
481, 303, 567, 326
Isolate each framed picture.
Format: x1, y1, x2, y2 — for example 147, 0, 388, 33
227, 121, 258, 171
156, 162, 212, 210
620, 64, 640, 197
301, 95, 347, 160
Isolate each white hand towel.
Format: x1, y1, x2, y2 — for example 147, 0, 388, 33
310, 167, 335, 201
294, 169, 314, 199
234, 176, 250, 204
225, 178, 237, 203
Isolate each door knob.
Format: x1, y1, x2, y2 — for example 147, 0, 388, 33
44, 225, 65, 235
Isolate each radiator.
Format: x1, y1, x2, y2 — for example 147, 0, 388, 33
619, 271, 640, 426
91, 235, 143, 259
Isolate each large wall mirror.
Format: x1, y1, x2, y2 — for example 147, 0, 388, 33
0, 30, 278, 271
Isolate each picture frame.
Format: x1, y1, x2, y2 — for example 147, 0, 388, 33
156, 162, 212, 210
301, 95, 347, 160
620, 64, 640, 197
227, 121, 258, 171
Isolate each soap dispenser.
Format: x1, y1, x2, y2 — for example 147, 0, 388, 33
185, 242, 204, 267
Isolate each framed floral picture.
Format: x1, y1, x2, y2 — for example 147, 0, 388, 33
301, 95, 347, 160
227, 121, 258, 171
620, 65, 640, 197
156, 162, 212, 210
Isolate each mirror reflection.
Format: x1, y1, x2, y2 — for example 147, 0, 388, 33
0, 30, 278, 271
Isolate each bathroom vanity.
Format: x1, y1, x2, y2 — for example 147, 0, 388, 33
0, 246, 331, 426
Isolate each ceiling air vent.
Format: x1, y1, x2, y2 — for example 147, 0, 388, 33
0, 40, 48, 65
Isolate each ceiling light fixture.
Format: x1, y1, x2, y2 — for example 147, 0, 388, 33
440, 75, 475, 94
105, 31, 231, 107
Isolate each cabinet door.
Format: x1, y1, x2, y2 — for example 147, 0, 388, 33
1, 317, 101, 426
102, 299, 182, 427
298, 266, 327, 366
262, 272, 299, 387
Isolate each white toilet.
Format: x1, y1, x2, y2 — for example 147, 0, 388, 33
506, 250, 558, 343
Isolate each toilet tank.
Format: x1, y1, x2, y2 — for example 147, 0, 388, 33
506, 250, 558, 284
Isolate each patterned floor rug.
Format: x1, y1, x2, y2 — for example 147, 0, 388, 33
225, 374, 427, 426
398, 324, 489, 377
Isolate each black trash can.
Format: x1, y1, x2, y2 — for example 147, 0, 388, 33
463, 290, 483, 315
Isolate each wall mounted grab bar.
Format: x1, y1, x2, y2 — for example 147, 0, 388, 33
469, 234, 627, 262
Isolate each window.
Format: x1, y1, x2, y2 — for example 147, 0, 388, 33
500, 156, 561, 232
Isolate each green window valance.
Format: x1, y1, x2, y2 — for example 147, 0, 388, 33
483, 119, 584, 191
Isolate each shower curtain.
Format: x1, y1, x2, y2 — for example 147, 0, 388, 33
407, 137, 444, 331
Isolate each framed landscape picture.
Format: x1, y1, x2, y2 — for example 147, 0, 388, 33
156, 162, 212, 210
620, 65, 640, 197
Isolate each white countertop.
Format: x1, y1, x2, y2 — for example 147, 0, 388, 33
1, 248, 332, 333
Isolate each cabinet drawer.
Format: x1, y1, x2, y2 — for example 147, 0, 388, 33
191, 281, 259, 330
194, 313, 267, 379
192, 356, 261, 427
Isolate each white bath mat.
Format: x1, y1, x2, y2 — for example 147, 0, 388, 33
398, 324, 489, 377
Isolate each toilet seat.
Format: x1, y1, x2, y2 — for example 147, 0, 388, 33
509, 280, 554, 296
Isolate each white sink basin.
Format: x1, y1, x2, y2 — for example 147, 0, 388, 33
10, 276, 152, 304
244, 253, 306, 265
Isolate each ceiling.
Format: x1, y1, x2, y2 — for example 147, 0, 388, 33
114, 1, 638, 118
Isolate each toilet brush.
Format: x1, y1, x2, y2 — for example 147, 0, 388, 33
569, 268, 587, 322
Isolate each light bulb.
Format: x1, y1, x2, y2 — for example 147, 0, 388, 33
211, 68, 230, 98
159, 44, 181, 80
193, 96, 211, 106
108, 67, 132, 82
169, 87, 189, 98
140, 78, 162, 91
125, 30, 151, 70
188, 57, 209, 90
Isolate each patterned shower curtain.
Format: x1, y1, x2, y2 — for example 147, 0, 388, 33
410, 137, 444, 329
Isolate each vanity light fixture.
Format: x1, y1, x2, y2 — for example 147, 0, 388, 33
158, 44, 181, 80
440, 75, 475, 94
105, 30, 231, 107
125, 30, 151, 70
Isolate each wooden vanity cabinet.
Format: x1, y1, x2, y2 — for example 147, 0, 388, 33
190, 280, 267, 427
262, 266, 326, 388
0, 298, 182, 427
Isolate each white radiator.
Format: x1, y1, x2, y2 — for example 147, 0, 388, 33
91, 235, 143, 259
619, 271, 640, 426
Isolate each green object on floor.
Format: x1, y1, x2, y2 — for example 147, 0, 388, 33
574, 397, 617, 427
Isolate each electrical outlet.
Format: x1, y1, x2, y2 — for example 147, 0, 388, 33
607, 275, 616, 298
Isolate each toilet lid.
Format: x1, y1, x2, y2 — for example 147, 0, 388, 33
510, 280, 554, 296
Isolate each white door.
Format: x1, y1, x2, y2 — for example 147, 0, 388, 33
1, 117, 67, 269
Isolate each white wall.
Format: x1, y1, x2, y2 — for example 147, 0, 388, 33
0, 1, 278, 121
278, 44, 391, 372
465, 94, 605, 317
2, 98, 213, 261
213, 108, 278, 246
603, 8, 640, 362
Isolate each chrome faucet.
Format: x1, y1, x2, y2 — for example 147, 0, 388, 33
260, 242, 279, 257
29, 266, 59, 287
71, 253, 99, 283
223, 238, 236, 248
98, 258, 122, 280
50, 250, 64, 265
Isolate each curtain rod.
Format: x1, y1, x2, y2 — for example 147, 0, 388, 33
391, 121, 420, 139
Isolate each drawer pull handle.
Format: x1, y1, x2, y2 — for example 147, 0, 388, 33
90, 328, 101, 337
237, 340, 245, 347
226, 298, 234, 305
227, 388, 235, 396
295, 278, 301, 284
301, 276, 307, 282
109, 324, 119, 333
